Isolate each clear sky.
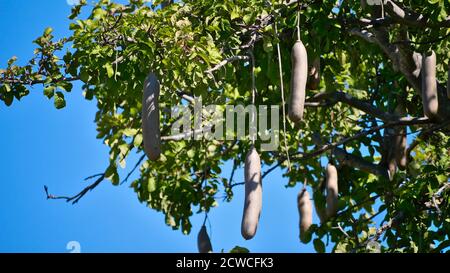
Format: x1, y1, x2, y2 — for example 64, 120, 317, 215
0, 0, 336, 253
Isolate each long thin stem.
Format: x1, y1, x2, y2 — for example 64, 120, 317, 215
249, 51, 257, 145
297, 1, 301, 41
275, 21, 291, 171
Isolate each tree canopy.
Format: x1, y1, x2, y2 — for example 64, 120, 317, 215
1, 0, 449, 253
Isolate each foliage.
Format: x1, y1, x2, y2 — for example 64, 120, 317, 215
1, 0, 449, 252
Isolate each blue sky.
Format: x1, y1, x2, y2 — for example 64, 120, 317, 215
0, 0, 326, 253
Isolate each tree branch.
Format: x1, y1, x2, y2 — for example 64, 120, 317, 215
307, 91, 397, 121
334, 148, 388, 178
120, 154, 146, 185
366, 211, 404, 245
349, 28, 422, 92
332, 223, 351, 239
205, 55, 249, 74
406, 119, 450, 159
431, 182, 450, 215
160, 127, 210, 141
384, 0, 450, 28
349, 23, 450, 121
291, 117, 431, 177
0, 76, 80, 86
44, 173, 106, 204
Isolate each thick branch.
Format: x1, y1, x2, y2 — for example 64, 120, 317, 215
308, 91, 396, 121
259, 116, 434, 179
385, 0, 450, 28
334, 148, 388, 178
350, 26, 450, 121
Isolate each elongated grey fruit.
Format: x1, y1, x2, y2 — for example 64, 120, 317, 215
314, 196, 327, 224
298, 189, 312, 243
142, 73, 161, 161
197, 225, 213, 253
241, 146, 262, 240
288, 40, 308, 123
325, 163, 338, 218
421, 51, 438, 119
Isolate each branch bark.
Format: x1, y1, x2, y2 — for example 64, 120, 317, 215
349, 28, 450, 121
385, 0, 450, 28
334, 148, 388, 178
308, 91, 397, 121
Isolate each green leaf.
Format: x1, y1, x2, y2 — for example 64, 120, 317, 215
123, 128, 138, 137
148, 177, 156, 193
243, 14, 253, 24
83, 88, 94, 100
187, 149, 195, 158
263, 40, 273, 53
92, 8, 107, 19
3, 92, 13, 106
44, 27, 53, 36
80, 69, 90, 82
436, 174, 448, 184
58, 82, 73, 92
313, 238, 326, 253
44, 86, 55, 99
7, 56, 17, 66
104, 63, 114, 78
105, 163, 119, 185
229, 246, 250, 253
230, 9, 240, 20
54, 91, 66, 109
133, 134, 143, 148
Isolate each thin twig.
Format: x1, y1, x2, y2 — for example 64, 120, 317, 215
44, 173, 106, 204
366, 212, 404, 245
432, 182, 450, 215
120, 154, 146, 185
161, 127, 209, 141
83, 173, 105, 181
333, 223, 351, 239
407, 119, 450, 157
229, 159, 237, 185
205, 55, 249, 74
